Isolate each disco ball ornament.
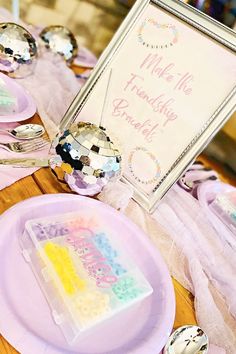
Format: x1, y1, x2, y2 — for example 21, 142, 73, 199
0, 22, 37, 78
39, 25, 78, 64
50, 122, 122, 196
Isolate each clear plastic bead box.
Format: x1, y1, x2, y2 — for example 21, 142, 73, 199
20, 211, 153, 344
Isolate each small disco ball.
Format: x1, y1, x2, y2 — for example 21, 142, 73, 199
39, 25, 78, 64
50, 122, 122, 196
0, 22, 37, 78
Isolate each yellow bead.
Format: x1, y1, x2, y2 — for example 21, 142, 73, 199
61, 162, 73, 174
43, 242, 86, 294
75, 290, 110, 323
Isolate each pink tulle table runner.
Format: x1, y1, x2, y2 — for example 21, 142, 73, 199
99, 179, 236, 354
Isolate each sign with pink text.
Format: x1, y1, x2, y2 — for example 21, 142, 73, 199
62, 0, 236, 212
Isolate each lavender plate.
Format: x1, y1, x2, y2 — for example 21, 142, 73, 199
0, 73, 36, 122
0, 194, 175, 354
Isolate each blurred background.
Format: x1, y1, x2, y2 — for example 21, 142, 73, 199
0, 0, 235, 177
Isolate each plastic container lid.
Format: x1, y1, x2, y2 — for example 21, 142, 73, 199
20, 211, 153, 344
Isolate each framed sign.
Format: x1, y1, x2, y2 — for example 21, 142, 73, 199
60, 0, 236, 213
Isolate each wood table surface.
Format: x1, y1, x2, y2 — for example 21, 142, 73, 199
2, 107, 234, 353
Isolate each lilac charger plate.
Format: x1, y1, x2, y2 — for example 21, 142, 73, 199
0, 73, 36, 122
0, 194, 175, 354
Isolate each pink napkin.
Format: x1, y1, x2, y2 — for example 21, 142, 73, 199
209, 345, 226, 354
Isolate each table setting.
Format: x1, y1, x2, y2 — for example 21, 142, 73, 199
0, 1, 235, 354
0, 70, 49, 189
0, 6, 98, 190
0, 73, 49, 189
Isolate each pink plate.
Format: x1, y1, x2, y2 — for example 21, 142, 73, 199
0, 194, 175, 354
0, 73, 36, 122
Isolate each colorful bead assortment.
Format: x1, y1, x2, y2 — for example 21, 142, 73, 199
31, 216, 97, 241
66, 232, 119, 288
75, 291, 110, 325
112, 276, 143, 302
93, 233, 127, 276
128, 146, 161, 185
138, 18, 178, 49
43, 242, 86, 294
23, 212, 153, 342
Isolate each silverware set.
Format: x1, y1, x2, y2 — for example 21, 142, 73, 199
0, 123, 50, 156
0, 158, 49, 167
0, 124, 45, 140
0, 123, 50, 167
0, 138, 49, 153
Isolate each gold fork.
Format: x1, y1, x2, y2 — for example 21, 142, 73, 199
0, 138, 50, 153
